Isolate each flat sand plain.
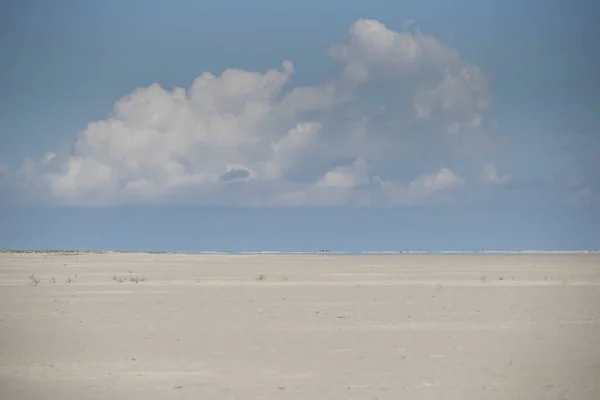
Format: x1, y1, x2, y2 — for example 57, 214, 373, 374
1, 253, 599, 399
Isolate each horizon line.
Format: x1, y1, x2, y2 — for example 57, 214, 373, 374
1, 249, 598, 255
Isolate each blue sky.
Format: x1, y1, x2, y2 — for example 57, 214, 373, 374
0, 0, 598, 251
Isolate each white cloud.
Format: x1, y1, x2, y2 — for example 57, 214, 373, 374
316, 159, 370, 189
332, 19, 456, 79
482, 163, 511, 185
266, 122, 322, 179
332, 19, 491, 125
7, 19, 495, 207
376, 168, 465, 205
272, 159, 372, 206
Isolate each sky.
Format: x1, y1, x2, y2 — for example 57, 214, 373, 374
0, 0, 599, 251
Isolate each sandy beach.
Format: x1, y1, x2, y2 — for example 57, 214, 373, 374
1, 252, 599, 399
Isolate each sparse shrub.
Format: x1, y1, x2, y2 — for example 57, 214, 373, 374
28, 275, 41, 287
113, 271, 146, 284
256, 273, 266, 281
128, 275, 147, 283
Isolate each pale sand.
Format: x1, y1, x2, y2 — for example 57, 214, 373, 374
1, 253, 599, 399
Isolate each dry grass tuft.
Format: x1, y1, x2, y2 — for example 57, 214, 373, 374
28, 274, 41, 287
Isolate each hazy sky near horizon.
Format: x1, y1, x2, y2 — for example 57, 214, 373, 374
0, 0, 598, 250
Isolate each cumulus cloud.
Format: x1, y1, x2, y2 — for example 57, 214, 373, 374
482, 163, 511, 185
316, 159, 370, 189
376, 168, 465, 205
331, 19, 491, 125
5, 19, 496, 206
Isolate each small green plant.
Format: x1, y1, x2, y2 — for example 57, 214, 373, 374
256, 273, 266, 281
